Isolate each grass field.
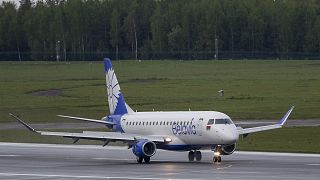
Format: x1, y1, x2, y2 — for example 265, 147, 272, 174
1, 60, 319, 123
0, 60, 319, 153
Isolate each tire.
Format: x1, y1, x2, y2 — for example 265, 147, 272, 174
144, 157, 150, 163
188, 151, 195, 161
213, 156, 217, 163
137, 157, 143, 164
195, 151, 202, 161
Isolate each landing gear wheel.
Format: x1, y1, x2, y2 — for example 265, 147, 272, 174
188, 151, 195, 161
137, 157, 143, 164
195, 151, 202, 161
144, 157, 150, 163
213, 156, 217, 163
213, 156, 221, 163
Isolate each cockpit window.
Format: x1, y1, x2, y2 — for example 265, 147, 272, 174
207, 119, 215, 125
215, 118, 233, 124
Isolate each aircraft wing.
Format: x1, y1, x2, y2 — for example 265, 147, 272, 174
237, 106, 294, 135
9, 113, 165, 144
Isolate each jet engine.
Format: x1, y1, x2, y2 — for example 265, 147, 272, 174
219, 144, 236, 155
132, 140, 156, 158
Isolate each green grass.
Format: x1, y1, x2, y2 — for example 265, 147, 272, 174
0, 127, 319, 153
1, 60, 320, 123
237, 126, 320, 153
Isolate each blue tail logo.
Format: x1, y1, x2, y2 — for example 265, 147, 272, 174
104, 58, 128, 115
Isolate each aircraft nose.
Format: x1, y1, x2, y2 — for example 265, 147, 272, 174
223, 129, 238, 144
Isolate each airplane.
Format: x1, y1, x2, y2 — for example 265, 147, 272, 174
10, 58, 294, 164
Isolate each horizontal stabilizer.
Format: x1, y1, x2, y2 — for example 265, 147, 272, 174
57, 115, 114, 125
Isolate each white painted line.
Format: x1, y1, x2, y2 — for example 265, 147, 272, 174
233, 151, 320, 157
215, 164, 233, 170
0, 172, 179, 180
0, 155, 20, 157
305, 164, 320, 166
92, 157, 132, 161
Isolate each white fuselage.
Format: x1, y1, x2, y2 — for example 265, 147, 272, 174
120, 111, 239, 149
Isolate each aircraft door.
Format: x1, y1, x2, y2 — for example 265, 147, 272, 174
197, 118, 203, 136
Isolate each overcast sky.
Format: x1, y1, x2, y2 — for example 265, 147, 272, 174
0, 0, 20, 5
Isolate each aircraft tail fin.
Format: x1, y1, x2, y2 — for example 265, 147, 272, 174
104, 58, 130, 115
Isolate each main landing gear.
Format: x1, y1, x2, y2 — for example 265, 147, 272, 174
136, 156, 150, 164
188, 150, 202, 161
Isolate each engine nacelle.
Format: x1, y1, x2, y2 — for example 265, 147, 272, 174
132, 140, 156, 158
219, 144, 236, 155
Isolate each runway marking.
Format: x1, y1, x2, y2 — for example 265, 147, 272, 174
0, 154, 20, 157
93, 157, 132, 161
215, 164, 233, 170
305, 164, 320, 166
234, 151, 320, 157
0, 172, 185, 179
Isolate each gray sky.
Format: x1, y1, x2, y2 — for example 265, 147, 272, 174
0, 0, 20, 5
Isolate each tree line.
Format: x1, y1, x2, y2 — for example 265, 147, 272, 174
1, 0, 320, 61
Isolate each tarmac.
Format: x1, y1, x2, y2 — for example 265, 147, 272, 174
0, 142, 319, 180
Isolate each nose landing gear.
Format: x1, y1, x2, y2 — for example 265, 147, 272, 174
213, 154, 221, 163
213, 145, 222, 163
188, 150, 202, 161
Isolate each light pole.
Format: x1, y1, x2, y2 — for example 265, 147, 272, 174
56, 41, 61, 62
215, 37, 219, 60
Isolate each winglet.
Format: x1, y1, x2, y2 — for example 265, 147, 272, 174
9, 113, 38, 133
278, 106, 294, 126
